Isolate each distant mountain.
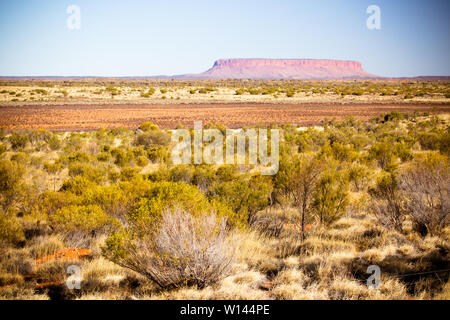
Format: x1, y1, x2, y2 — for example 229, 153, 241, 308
176, 58, 378, 80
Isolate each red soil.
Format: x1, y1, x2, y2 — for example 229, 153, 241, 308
1, 102, 448, 130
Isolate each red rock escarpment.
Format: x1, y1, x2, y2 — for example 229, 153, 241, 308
192, 58, 376, 79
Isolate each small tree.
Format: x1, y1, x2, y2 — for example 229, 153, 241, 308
369, 142, 395, 170
312, 168, 349, 225
275, 154, 324, 239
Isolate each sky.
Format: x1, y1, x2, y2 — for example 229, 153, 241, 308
0, 0, 449, 77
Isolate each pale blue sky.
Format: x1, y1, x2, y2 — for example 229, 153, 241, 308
0, 0, 449, 77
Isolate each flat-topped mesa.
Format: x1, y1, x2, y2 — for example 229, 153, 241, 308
196, 58, 376, 80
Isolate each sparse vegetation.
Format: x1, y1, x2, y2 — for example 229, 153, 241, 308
0, 85, 448, 301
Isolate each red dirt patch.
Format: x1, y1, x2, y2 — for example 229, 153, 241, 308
35, 248, 92, 264
1, 102, 448, 130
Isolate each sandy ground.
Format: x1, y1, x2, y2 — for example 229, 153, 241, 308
1, 102, 449, 130
1, 85, 449, 106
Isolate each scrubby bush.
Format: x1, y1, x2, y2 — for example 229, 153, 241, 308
136, 155, 149, 167
169, 165, 194, 184
10, 152, 29, 164
348, 163, 370, 191
0, 212, 25, 246
47, 134, 62, 150
0, 160, 25, 210
134, 131, 170, 149
131, 181, 211, 224
139, 122, 159, 131
104, 209, 235, 289
140, 87, 155, 97
49, 204, 118, 234
369, 173, 405, 232
368, 142, 395, 170
312, 168, 349, 225
418, 131, 443, 151
398, 154, 449, 236
394, 142, 413, 162
384, 111, 404, 122
9, 133, 28, 150
192, 165, 216, 191
213, 175, 272, 223
68, 162, 106, 184
120, 166, 140, 181
60, 176, 96, 196
111, 148, 133, 167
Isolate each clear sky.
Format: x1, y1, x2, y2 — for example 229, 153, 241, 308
0, 0, 449, 77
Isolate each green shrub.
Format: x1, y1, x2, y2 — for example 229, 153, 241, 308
394, 142, 413, 162
368, 142, 395, 169
348, 163, 370, 191
134, 131, 170, 148
60, 176, 96, 196
49, 204, 118, 233
10, 152, 29, 164
108, 168, 121, 183
0, 160, 24, 194
140, 87, 155, 97
169, 165, 194, 183
384, 111, 403, 122
9, 133, 29, 150
47, 134, 61, 150
286, 91, 295, 98
120, 166, 140, 181
68, 162, 106, 183
215, 165, 238, 182
111, 148, 133, 167
0, 212, 25, 246
312, 169, 349, 225
96, 152, 111, 162
0, 143, 6, 156
129, 181, 241, 227
139, 122, 159, 131
418, 132, 442, 151
147, 146, 168, 162
136, 155, 149, 167
213, 175, 272, 222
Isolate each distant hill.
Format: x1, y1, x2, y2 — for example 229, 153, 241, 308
177, 58, 377, 80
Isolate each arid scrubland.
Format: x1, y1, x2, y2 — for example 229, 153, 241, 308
1, 79, 449, 105
0, 111, 449, 300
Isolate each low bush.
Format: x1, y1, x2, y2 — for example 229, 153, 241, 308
49, 204, 119, 234
9, 133, 29, 150
399, 154, 449, 236
104, 209, 235, 289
